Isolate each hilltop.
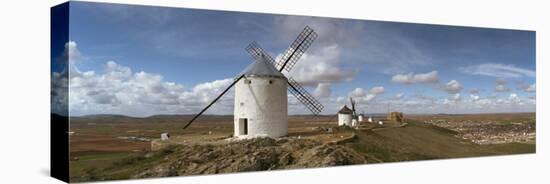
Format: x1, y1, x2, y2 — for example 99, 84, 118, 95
75, 137, 366, 181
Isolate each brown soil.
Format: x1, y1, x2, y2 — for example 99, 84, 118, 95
70, 134, 150, 155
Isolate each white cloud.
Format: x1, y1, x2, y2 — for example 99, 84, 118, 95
495, 84, 511, 92
495, 81, 510, 92
314, 83, 332, 98
52, 40, 83, 115
459, 63, 535, 78
443, 93, 461, 105
509, 93, 520, 103
441, 80, 463, 94
282, 44, 355, 86
340, 88, 535, 114
61, 40, 83, 65
394, 93, 404, 100
346, 87, 380, 105
62, 40, 88, 77
391, 70, 465, 94
192, 78, 233, 94
54, 41, 245, 117
105, 61, 132, 81
469, 88, 479, 94
335, 97, 346, 104
350, 88, 367, 98
368, 86, 385, 95
391, 71, 439, 84
494, 79, 511, 92
523, 83, 536, 92
452, 93, 461, 101
274, 15, 434, 83
349, 86, 384, 99
475, 98, 492, 107
56, 34, 537, 116
388, 92, 534, 114
61, 40, 348, 116
67, 60, 236, 117
364, 94, 376, 102
470, 94, 480, 101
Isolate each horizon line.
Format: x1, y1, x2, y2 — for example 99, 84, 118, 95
53, 111, 537, 118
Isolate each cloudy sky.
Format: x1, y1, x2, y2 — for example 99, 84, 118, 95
51, 2, 536, 117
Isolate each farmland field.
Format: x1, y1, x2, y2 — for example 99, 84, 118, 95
68, 113, 535, 182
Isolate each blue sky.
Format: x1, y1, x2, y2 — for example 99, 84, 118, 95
52, 1, 536, 116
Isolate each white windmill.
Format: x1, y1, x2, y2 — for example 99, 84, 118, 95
183, 26, 323, 138
338, 97, 362, 127
338, 105, 353, 126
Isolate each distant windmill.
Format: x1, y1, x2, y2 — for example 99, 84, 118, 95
358, 111, 364, 122
182, 26, 323, 138
350, 97, 359, 126
337, 97, 359, 127
350, 97, 357, 119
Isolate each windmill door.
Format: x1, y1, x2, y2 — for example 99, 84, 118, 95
238, 118, 248, 135
243, 119, 248, 135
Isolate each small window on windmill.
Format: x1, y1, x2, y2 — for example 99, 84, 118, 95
244, 79, 251, 84
269, 80, 273, 84
240, 102, 244, 106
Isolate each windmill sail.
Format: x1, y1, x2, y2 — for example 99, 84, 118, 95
350, 97, 357, 118
277, 26, 318, 72
246, 41, 277, 66
182, 74, 245, 129
244, 26, 322, 116
287, 77, 324, 115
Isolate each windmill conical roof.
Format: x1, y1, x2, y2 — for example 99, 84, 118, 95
238, 55, 285, 79
338, 105, 353, 114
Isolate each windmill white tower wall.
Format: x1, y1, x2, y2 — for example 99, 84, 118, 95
233, 58, 288, 138
338, 113, 353, 126
337, 105, 353, 126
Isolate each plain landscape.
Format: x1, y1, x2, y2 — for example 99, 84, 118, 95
66, 112, 535, 182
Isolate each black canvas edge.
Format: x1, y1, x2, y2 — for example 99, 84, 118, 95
51, 1, 70, 183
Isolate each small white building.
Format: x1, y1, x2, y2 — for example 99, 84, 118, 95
368, 116, 373, 123
234, 57, 288, 138
161, 133, 170, 141
338, 105, 353, 126
358, 115, 364, 122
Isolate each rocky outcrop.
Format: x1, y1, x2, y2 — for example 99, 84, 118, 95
133, 137, 366, 178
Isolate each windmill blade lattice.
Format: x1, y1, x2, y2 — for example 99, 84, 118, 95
246, 41, 277, 66
287, 77, 323, 115
277, 26, 318, 72
243, 26, 323, 116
